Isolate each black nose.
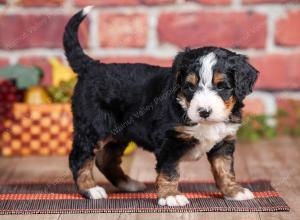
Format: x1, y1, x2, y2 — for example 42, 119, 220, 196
198, 108, 211, 119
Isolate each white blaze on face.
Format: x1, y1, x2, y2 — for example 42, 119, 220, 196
198, 52, 217, 88
187, 52, 229, 123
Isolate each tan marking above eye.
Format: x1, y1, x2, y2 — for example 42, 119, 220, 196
186, 74, 198, 86
213, 72, 226, 85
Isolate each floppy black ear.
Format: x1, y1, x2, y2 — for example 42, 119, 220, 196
172, 50, 186, 72
231, 55, 258, 102
172, 51, 185, 85
172, 48, 192, 72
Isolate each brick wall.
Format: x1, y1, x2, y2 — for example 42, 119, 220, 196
0, 0, 300, 115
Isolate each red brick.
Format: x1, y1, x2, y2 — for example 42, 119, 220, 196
276, 98, 300, 128
277, 98, 300, 116
140, 0, 175, 4
99, 56, 172, 67
0, 15, 89, 50
75, 0, 174, 6
189, 0, 231, 5
250, 54, 300, 90
243, 0, 300, 4
275, 10, 300, 46
244, 98, 265, 115
0, 58, 9, 67
18, 0, 64, 7
158, 12, 267, 49
99, 13, 148, 48
19, 57, 56, 85
75, 0, 138, 6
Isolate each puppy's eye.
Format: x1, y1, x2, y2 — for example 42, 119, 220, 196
184, 83, 196, 92
216, 82, 233, 93
216, 82, 227, 90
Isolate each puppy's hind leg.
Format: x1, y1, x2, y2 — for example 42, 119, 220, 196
69, 132, 107, 199
95, 140, 146, 192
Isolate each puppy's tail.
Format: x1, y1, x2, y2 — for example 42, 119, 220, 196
63, 6, 94, 74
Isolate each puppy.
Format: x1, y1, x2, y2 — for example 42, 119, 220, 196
63, 6, 258, 207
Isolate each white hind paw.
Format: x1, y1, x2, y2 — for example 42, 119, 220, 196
83, 186, 108, 199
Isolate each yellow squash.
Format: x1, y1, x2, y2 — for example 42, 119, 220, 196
49, 58, 76, 87
24, 86, 51, 104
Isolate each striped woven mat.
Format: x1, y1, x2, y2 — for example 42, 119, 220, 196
0, 180, 289, 214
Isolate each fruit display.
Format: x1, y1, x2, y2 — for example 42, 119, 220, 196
0, 79, 18, 134
0, 59, 78, 104
46, 58, 77, 103
1, 103, 73, 156
0, 65, 42, 90
0, 59, 136, 157
24, 86, 51, 105
0, 59, 77, 157
49, 58, 76, 87
47, 78, 77, 103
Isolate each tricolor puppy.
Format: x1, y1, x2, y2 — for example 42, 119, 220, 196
64, 6, 258, 206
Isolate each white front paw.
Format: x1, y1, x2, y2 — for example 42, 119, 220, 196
225, 188, 254, 200
158, 195, 190, 206
83, 186, 108, 199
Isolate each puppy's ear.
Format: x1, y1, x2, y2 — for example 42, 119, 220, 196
173, 48, 191, 85
172, 52, 185, 73
231, 55, 258, 102
172, 52, 185, 85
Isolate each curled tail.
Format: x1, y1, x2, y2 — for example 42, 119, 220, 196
63, 6, 94, 74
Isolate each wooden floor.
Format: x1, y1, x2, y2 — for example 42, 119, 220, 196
0, 137, 299, 220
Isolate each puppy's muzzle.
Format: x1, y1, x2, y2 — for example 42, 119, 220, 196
198, 107, 212, 119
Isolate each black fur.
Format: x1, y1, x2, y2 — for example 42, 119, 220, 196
206, 139, 236, 177
63, 10, 93, 74
207, 139, 235, 159
63, 9, 258, 187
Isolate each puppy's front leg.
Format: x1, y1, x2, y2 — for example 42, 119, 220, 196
155, 139, 192, 207
156, 169, 189, 206
207, 139, 254, 200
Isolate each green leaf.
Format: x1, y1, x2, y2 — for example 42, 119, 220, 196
0, 65, 43, 89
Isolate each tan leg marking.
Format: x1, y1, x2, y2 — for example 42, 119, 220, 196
209, 155, 241, 196
156, 172, 190, 206
209, 155, 254, 200
156, 173, 180, 198
76, 135, 115, 191
76, 158, 96, 191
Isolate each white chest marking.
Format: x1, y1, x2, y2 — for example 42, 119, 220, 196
182, 123, 240, 161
